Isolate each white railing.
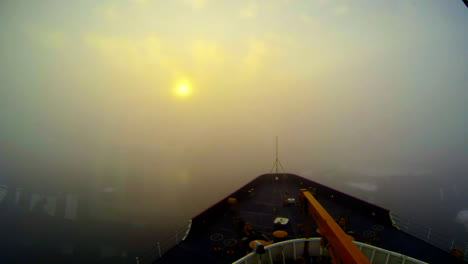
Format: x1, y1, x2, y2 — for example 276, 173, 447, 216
232, 238, 429, 264
137, 220, 192, 264
390, 212, 468, 261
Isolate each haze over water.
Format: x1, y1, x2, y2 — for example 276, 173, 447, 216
1, 0, 468, 254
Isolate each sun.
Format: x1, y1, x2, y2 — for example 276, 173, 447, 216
174, 80, 192, 97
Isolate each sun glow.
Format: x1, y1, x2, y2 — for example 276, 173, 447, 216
174, 80, 192, 97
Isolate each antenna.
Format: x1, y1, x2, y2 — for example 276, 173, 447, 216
270, 136, 286, 174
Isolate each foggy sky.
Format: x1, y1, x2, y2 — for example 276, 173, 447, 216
1, 0, 467, 238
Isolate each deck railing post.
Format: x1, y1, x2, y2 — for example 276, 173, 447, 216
384, 253, 390, 264
157, 242, 162, 258
281, 245, 286, 264
370, 248, 376, 262
293, 242, 296, 260
401, 256, 407, 264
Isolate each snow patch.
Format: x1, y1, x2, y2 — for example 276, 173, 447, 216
455, 210, 468, 230
352, 168, 431, 178
347, 182, 378, 192
103, 186, 117, 193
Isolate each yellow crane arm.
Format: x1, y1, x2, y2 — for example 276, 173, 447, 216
300, 189, 371, 264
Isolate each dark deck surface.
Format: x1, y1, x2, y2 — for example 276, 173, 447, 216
154, 173, 463, 264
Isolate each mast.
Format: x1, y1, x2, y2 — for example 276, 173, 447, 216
270, 136, 286, 174
276, 136, 278, 174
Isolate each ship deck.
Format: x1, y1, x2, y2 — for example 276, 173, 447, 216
153, 173, 462, 264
